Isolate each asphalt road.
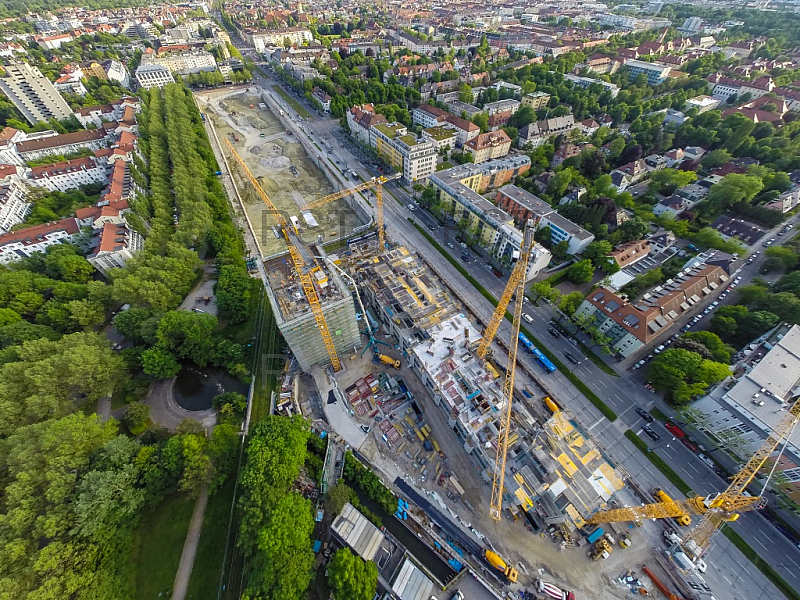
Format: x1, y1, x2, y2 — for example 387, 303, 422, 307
249, 69, 795, 600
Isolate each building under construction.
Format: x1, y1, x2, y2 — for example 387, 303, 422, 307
264, 248, 361, 372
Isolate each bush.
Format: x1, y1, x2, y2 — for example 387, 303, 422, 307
343, 452, 396, 514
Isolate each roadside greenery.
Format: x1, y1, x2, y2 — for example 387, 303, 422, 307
647, 348, 730, 405
343, 451, 397, 514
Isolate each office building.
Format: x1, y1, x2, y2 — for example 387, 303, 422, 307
624, 59, 672, 85
0, 62, 73, 125
371, 123, 436, 184
135, 64, 175, 90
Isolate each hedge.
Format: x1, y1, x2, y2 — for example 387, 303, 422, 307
410, 221, 617, 421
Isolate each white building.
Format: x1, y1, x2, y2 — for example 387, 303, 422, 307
143, 50, 217, 75
0, 62, 73, 125
29, 157, 108, 192
564, 74, 620, 98
135, 64, 175, 90
15, 129, 108, 162
0, 178, 31, 233
0, 217, 80, 264
87, 222, 144, 275
249, 28, 313, 53
624, 59, 672, 85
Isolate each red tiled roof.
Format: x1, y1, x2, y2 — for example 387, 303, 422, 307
0, 164, 17, 178
16, 129, 106, 154
0, 218, 79, 247
30, 157, 98, 179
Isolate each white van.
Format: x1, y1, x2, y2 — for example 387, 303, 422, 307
523, 313, 533, 323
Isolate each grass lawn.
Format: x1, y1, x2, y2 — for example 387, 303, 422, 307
436, 161, 454, 171
186, 477, 238, 600
130, 492, 195, 600
273, 85, 312, 120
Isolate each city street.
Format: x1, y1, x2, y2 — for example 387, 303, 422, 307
248, 68, 796, 599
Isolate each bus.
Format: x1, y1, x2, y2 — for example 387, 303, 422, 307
518, 333, 557, 373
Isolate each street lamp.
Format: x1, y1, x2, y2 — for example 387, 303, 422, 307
647, 437, 676, 453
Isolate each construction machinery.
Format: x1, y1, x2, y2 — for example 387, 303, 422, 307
488, 225, 536, 522
484, 549, 518, 583
589, 538, 612, 561
588, 394, 800, 558
378, 354, 401, 369
475, 224, 535, 359
653, 488, 691, 526
303, 172, 401, 252
224, 139, 341, 372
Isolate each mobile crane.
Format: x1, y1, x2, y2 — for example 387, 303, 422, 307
588, 394, 800, 558
489, 225, 536, 521
224, 139, 342, 372
303, 172, 401, 252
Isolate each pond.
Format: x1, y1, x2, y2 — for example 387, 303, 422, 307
173, 364, 248, 412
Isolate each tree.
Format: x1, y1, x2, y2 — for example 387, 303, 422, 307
327, 548, 378, 600
559, 291, 585, 316
124, 402, 151, 435
648, 169, 697, 196
648, 348, 730, 405
551, 240, 569, 262
530, 281, 561, 303
141, 346, 181, 378
43, 244, 94, 283
701, 148, 732, 169
457, 83, 474, 104
765, 246, 799, 271
617, 217, 650, 243
682, 331, 733, 363
566, 260, 595, 284
582, 240, 612, 264
325, 479, 354, 515
155, 310, 218, 366
704, 174, 764, 214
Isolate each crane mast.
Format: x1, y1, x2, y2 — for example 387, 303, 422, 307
489, 226, 535, 521
224, 139, 342, 372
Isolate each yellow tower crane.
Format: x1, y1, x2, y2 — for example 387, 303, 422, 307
476, 227, 535, 360
224, 139, 342, 372
490, 225, 536, 521
588, 395, 800, 558
303, 172, 401, 252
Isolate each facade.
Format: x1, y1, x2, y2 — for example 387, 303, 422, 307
371, 123, 436, 184
483, 98, 520, 116
494, 185, 594, 255
87, 222, 143, 275
421, 126, 456, 152
15, 129, 108, 161
0, 178, 31, 233
249, 28, 313, 53
518, 115, 577, 148
30, 157, 107, 192
143, 50, 217, 75
575, 264, 729, 357
0, 217, 81, 264
412, 104, 447, 129
564, 74, 620, 97
464, 130, 512, 163
135, 64, 175, 90
346, 104, 388, 147
429, 166, 550, 278
0, 62, 73, 125
521, 91, 551, 111
624, 59, 672, 85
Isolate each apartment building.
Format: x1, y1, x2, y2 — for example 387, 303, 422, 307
564, 73, 621, 98
574, 264, 729, 357
0, 217, 80, 264
346, 104, 388, 147
87, 222, 144, 275
248, 27, 313, 53
624, 59, 672, 85
464, 130, 512, 163
142, 49, 217, 75
0, 62, 73, 125
15, 129, 108, 162
421, 126, 456, 152
372, 122, 436, 184
494, 185, 595, 254
30, 157, 107, 193
0, 178, 31, 233
412, 104, 479, 147
521, 91, 551, 111
518, 115, 577, 148
134, 64, 175, 90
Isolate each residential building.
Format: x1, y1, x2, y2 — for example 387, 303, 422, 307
465, 130, 512, 163
103, 59, 131, 88
15, 129, 108, 162
483, 99, 520, 116
521, 91, 551, 111
443, 115, 480, 147
564, 74, 620, 97
685, 95, 720, 113
694, 325, 800, 478
30, 157, 107, 192
0, 217, 81, 264
653, 194, 688, 217
575, 264, 730, 357
0, 62, 73, 125
87, 222, 144, 275
248, 28, 313, 53
609, 239, 651, 268
371, 122, 437, 184
445, 99, 482, 119
518, 115, 577, 149
421, 126, 456, 153
429, 164, 550, 277
311, 87, 331, 112
412, 104, 448, 129
346, 104, 388, 147
0, 177, 30, 233
624, 59, 672, 85
711, 216, 766, 246
142, 49, 217, 75
765, 189, 800, 213
494, 185, 595, 254
135, 64, 175, 89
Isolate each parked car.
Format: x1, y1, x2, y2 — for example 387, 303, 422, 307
548, 328, 560, 338
447, 243, 454, 249
564, 352, 580, 365
643, 425, 660, 441
636, 407, 654, 423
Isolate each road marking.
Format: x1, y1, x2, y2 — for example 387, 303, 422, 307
597, 380, 607, 389
588, 419, 605, 431
754, 537, 768, 551
723, 576, 732, 585
686, 462, 701, 474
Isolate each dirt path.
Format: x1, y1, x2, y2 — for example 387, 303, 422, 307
171, 484, 209, 600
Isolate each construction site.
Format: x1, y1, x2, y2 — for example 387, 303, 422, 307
201, 84, 790, 600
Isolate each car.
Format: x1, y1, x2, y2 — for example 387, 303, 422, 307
548, 328, 560, 338
564, 352, 580, 364
655, 345, 665, 353
459, 255, 469, 263
447, 243, 455, 249
636, 407, 654, 423
681, 325, 691, 332
523, 313, 533, 323
460, 242, 468, 249
428, 225, 435, 231
719, 293, 727, 300
569, 338, 579, 347
643, 425, 660, 441
712, 301, 719, 307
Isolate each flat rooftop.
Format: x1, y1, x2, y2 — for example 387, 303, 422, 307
264, 250, 345, 322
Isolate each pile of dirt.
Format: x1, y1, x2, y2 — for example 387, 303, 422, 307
260, 156, 291, 169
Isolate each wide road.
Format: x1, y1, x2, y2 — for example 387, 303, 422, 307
249, 67, 795, 600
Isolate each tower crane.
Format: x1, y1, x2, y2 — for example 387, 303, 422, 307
303, 172, 400, 252
476, 229, 535, 360
224, 139, 342, 372
588, 394, 800, 558
490, 225, 536, 521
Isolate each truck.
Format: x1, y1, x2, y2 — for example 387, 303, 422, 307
484, 550, 518, 583
536, 578, 576, 600
586, 527, 605, 544
544, 396, 560, 414
378, 354, 401, 369
653, 488, 691, 526
589, 539, 612, 561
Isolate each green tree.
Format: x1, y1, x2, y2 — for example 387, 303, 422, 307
559, 291, 585, 315
325, 479, 354, 515
43, 244, 94, 283
457, 83, 474, 104
683, 331, 734, 363
582, 240, 612, 264
327, 548, 378, 600
566, 259, 595, 284
701, 148, 732, 169
531, 281, 561, 303
704, 174, 764, 214
155, 310, 218, 366
141, 346, 181, 378
648, 348, 730, 405
648, 169, 697, 196
765, 245, 799, 271
124, 401, 151, 435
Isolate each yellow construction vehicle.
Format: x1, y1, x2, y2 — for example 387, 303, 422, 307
588, 395, 800, 558
489, 224, 536, 522
589, 538, 612, 561
224, 139, 341, 372
303, 172, 400, 252
484, 549, 519, 582
378, 354, 401, 369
